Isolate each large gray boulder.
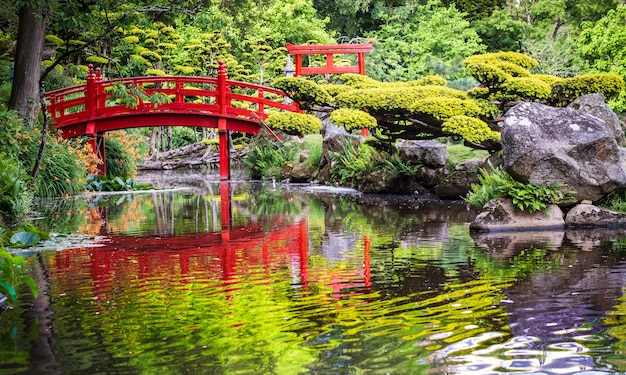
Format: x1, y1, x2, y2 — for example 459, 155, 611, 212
397, 139, 447, 167
502, 102, 626, 202
568, 93, 626, 146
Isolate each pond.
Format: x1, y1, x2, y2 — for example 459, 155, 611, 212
3, 171, 626, 374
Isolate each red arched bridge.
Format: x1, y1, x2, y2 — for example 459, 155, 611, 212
46, 61, 300, 180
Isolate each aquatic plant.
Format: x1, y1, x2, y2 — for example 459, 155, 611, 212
0, 248, 38, 306
0, 226, 44, 307
84, 174, 151, 192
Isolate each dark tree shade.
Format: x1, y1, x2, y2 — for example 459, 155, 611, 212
566, 0, 621, 26
441, 0, 506, 21
312, 0, 407, 37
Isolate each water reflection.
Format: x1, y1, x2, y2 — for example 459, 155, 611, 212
4, 174, 626, 374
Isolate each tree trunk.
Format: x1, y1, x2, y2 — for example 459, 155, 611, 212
149, 126, 157, 156
9, 6, 46, 127
166, 126, 173, 151
552, 18, 564, 41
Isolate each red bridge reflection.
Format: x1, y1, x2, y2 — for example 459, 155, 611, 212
52, 220, 309, 284
50, 183, 372, 301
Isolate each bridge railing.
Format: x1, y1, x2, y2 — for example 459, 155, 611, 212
46, 61, 300, 131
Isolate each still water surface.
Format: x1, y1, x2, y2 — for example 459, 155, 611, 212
3, 173, 626, 374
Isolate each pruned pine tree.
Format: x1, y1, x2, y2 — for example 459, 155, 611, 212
272, 51, 625, 153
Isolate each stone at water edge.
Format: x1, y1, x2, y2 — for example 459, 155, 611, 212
565, 203, 626, 227
470, 198, 565, 232
502, 102, 626, 202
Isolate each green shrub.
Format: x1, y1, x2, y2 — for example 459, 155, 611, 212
463, 52, 536, 88
301, 134, 322, 168
442, 115, 500, 143
465, 165, 576, 212
43, 64, 77, 92
105, 135, 136, 179
0, 81, 11, 106
550, 73, 626, 107
273, 77, 333, 107
33, 136, 87, 198
243, 136, 298, 180
84, 174, 150, 192
330, 140, 418, 187
171, 127, 198, 149
330, 140, 377, 186
598, 191, 626, 213
0, 154, 32, 224
495, 76, 552, 102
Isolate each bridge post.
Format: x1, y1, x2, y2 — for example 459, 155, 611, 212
86, 64, 96, 119
217, 61, 231, 180
85, 65, 107, 175
218, 123, 230, 180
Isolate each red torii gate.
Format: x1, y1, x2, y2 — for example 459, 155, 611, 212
286, 42, 373, 77
286, 42, 373, 136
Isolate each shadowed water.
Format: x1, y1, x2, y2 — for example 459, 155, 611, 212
2, 172, 626, 374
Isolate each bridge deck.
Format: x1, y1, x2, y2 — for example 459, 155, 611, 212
45, 62, 299, 179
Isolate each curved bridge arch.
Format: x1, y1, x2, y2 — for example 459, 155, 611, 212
46, 62, 300, 179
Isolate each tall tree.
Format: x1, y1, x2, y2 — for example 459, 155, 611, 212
578, 5, 626, 112
365, 0, 485, 83
9, 5, 46, 127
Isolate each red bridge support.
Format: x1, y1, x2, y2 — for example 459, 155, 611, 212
217, 63, 231, 180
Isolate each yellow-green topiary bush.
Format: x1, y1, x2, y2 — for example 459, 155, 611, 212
495, 76, 552, 102
410, 97, 482, 120
334, 85, 468, 112
463, 52, 537, 88
266, 112, 322, 135
273, 77, 333, 108
442, 115, 500, 143
550, 73, 626, 107
330, 108, 377, 131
